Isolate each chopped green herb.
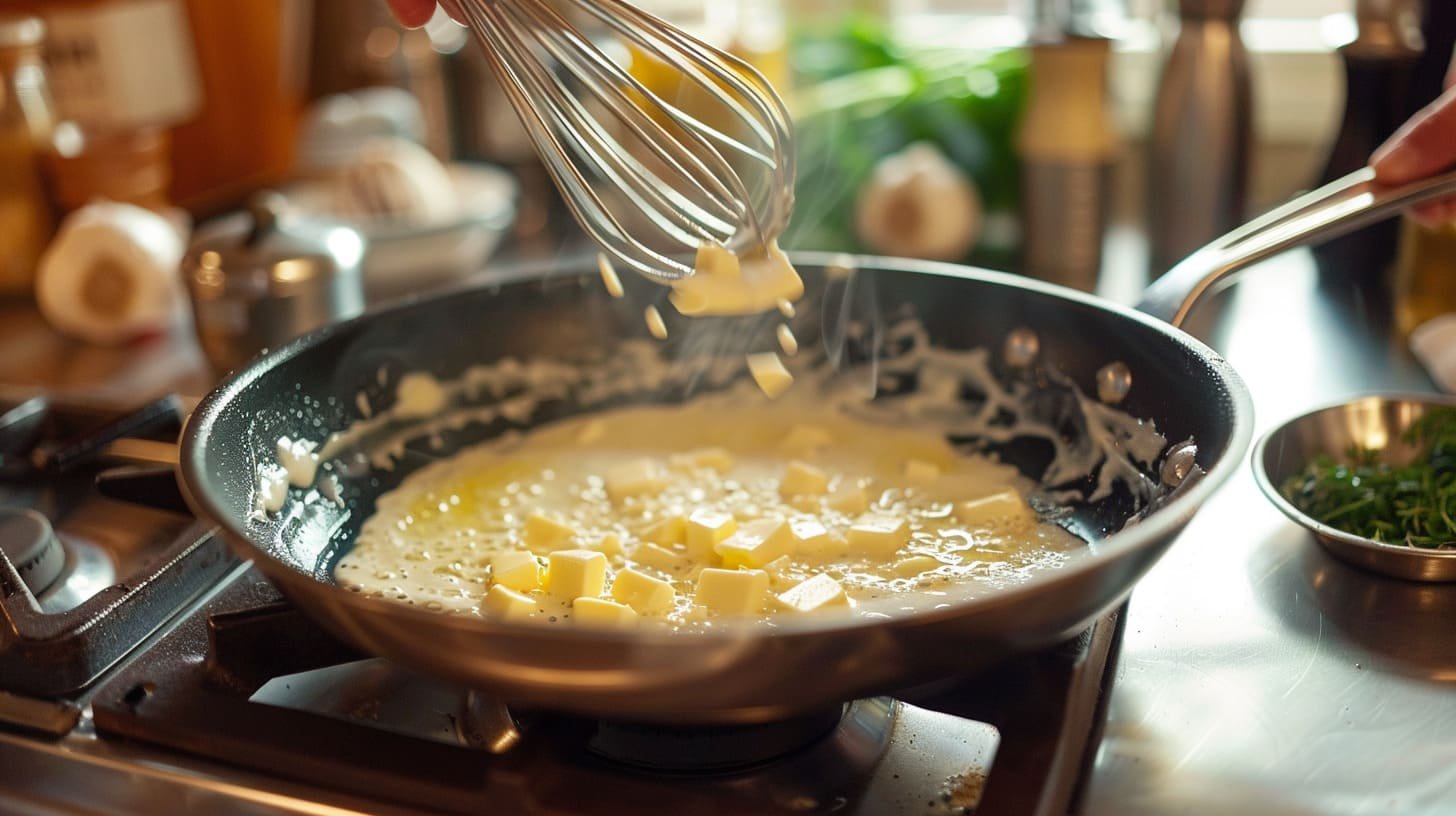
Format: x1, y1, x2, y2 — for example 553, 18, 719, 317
1280, 407, 1456, 549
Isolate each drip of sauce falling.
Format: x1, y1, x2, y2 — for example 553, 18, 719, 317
644, 305, 668, 340
777, 324, 798, 356
598, 253, 625, 298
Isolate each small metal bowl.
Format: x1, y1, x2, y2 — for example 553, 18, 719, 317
1253, 394, 1456, 582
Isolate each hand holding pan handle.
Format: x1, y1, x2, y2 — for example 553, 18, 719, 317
1138, 167, 1456, 329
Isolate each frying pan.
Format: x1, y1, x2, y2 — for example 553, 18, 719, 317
179, 168, 1456, 724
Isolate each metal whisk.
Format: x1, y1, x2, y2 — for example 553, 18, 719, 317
453, 0, 795, 281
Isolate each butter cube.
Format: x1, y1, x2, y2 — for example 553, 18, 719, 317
546, 549, 608, 599
746, 352, 793, 399
695, 568, 769, 616
903, 459, 942, 485
573, 596, 638, 628
893, 555, 941, 577
606, 458, 667, 500
524, 513, 578, 549
826, 485, 869, 515
799, 528, 849, 559
670, 447, 735, 473
642, 514, 687, 545
778, 461, 830, 498
847, 513, 909, 557
788, 517, 831, 552
490, 550, 543, 592
779, 424, 833, 456
611, 568, 677, 615
775, 574, 850, 613
632, 542, 692, 575
589, 533, 627, 557
957, 490, 1034, 528
483, 585, 537, 620
761, 555, 797, 588
686, 509, 738, 559
714, 518, 793, 569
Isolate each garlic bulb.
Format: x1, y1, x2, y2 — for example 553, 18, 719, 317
854, 142, 982, 261
331, 136, 459, 226
35, 201, 188, 345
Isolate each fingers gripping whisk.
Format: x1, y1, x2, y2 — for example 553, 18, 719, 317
454, 0, 796, 281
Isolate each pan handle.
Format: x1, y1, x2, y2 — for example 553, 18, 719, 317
1137, 167, 1456, 328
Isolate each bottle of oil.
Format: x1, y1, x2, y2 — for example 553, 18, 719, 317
0, 15, 56, 297
1396, 216, 1456, 391
1395, 216, 1456, 337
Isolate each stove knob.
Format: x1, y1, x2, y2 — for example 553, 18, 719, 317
0, 509, 64, 598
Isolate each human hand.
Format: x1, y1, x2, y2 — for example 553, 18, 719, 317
385, 0, 463, 28
1370, 51, 1456, 227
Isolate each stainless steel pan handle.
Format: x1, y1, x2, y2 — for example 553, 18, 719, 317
1138, 167, 1456, 328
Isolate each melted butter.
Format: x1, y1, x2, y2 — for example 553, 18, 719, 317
336, 404, 1083, 626
670, 241, 804, 317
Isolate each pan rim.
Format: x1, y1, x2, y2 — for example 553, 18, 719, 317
180, 252, 1255, 644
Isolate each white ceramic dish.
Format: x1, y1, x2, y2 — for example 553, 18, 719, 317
281, 162, 517, 304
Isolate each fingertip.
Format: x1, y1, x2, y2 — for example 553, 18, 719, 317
1370, 85, 1456, 184
1371, 142, 1419, 184
387, 0, 435, 28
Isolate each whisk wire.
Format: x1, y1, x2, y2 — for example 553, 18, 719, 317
507, 2, 741, 239
508, 0, 748, 221
500, 13, 723, 247
455, 0, 795, 280
466, 3, 684, 272
583, 0, 787, 162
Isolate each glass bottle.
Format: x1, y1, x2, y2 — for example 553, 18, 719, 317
1393, 216, 1456, 339
0, 15, 56, 296
10, 0, 202, 214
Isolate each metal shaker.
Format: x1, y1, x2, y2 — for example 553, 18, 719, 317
183, 195, 365, 374
1147, 0, 1253, 278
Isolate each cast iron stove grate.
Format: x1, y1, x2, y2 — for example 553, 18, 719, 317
91, 565, 1123, 815
0, 393, 237, 734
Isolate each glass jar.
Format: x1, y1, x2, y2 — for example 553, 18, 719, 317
0, 15, 56, 296
46, 122, 172, 212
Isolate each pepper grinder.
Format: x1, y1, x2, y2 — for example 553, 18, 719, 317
1017, 0, 1119, 292
1311, 0, 1422, 288
1146, 0, 1253, 278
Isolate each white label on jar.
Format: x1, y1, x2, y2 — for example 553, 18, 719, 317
42, 0, 202, 129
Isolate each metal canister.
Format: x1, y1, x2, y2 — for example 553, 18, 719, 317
184, 194, 365, 374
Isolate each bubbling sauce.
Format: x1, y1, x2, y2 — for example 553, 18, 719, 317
335, 403, 1083, 628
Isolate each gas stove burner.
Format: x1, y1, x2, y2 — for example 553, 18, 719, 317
31, 530, 120, 615
0, 393, 236, 713
0, 509, 63, 595
533, 705, 846, 773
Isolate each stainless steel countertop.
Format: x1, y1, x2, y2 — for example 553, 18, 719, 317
1086, 251, 1456, 814
1, 245, 1450, 812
